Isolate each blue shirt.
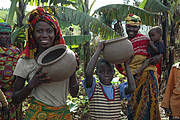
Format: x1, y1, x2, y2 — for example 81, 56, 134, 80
82, 77, 131, 100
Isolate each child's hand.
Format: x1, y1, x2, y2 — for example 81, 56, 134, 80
149, 40, 154, 44
97, 40, 105, 51
133, 69, 142, 76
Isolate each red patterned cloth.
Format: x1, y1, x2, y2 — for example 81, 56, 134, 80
0, 46, 20, 120
21, 7, 65, 59
129, 33, 150, 56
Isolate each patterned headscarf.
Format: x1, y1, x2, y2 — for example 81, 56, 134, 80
21, 7, 65, 59
0, 22, 11, 33
125, 14, 141, 26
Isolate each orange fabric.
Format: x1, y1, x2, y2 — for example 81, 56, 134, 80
161, 62, 180, 117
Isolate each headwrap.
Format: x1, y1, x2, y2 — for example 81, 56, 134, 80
21, 7, 65, 59
125, 14, 141, 26
0, 22, 11, 33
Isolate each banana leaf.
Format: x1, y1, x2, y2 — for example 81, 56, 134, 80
139, 0, 169, 13
93, 4, 161, 26
11, 25, 27, 44
54, 6, 119, 39
64, 35, 91, 46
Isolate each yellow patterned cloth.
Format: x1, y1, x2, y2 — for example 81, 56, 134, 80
125, 14, 141, 26
25, 98, 72, 120
129, 55, 156, 74
127, 66, 161, 120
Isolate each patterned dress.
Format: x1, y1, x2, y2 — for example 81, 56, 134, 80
0, 46, 20, 120
127, 34, 161, 120
116, 34, 161, 120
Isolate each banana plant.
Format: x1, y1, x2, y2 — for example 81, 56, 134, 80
54, 6, 119, 39
93, 4, 162, 26
6, 0, 19, 24
139, 0, 169, 12
6, 0, 76, 25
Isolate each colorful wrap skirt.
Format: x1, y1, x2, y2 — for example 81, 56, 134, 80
25, 98, 72, 120
127, 70, 161, 120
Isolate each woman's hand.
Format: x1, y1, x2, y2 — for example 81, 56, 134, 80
29, 66, 51, 88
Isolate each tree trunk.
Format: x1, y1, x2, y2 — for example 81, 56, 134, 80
168, 13, 176, 75
162, 0, 168, 80
17, 0, 25, 27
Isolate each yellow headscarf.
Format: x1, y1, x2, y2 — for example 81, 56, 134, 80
125, 14, 141, 26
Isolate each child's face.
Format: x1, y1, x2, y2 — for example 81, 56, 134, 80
149, 30, 161, 42
96, 63, 114, 85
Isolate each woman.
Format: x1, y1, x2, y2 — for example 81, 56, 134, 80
0, 22, 20, 120
116, 14, 161, 120
12, 7, 79, 120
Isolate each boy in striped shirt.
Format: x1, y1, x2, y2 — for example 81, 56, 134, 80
83, 41, 136, 120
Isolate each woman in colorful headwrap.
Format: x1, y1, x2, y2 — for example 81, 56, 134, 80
12, 7, 79, 120
0, 22, 20, 120
116, 14, 161, 120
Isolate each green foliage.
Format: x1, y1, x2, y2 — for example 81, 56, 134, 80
94, 4, 161, 26
0, 10, 8, 20
11, 25, 27, 45
7, 0, 18, 24
139, 0, 169, 12
55, 6, 119, 40
64, 35, 91, 46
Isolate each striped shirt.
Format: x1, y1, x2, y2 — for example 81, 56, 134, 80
83, 78, 129, 120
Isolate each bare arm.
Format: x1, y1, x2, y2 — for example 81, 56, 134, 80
85, 41, 104, 88
12, 67, 51, 104
124, 61, 136, 94
69, 72, 79, 97
12, 76, 33, 104
135, 58, 152, 74
136, 53, 163, 75
149, 41, 159, 54
150, 54, 163, 65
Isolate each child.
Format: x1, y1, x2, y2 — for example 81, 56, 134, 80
135, 26, 164, 78
161, 62, 180, 120
83, 41, 136, 120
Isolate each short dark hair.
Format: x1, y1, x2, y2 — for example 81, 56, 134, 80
149, 26, 163, 36
96, 58, 114, 72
